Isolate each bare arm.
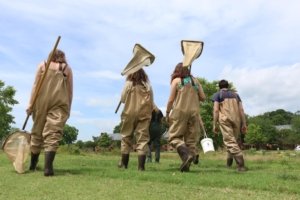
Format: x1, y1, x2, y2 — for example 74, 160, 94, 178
27, 63, 43, 114
196, 79, 206, 102
66, 66, 73, 110
239, 102, 247, 133
149, 86, 155, 110
213, 101, 220, 134
166, 78, 179, 114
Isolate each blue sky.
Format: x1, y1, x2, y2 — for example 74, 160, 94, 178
1, 0, 299, 141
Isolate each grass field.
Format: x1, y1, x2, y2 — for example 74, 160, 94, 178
1, 149, 300, 200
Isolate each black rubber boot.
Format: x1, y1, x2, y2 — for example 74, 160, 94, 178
193, 154, 199, 165
118, 154, 129, 169
234, 155, 247, 172
44, 151, 56, 176
227, 157, 234, 168
177, 145, 193, 172
138, 155, 146, 171
29, 152, 40, 171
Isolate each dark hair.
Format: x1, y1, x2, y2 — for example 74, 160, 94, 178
48, 49, 67, 64
151, 109, 163, 123
170, 62, 191, 82
127, 68, 149, 86
218, 79, 229, 89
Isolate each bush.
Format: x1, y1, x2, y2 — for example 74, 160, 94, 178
58, 144, 81, 155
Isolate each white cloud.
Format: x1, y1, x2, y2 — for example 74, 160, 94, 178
220, 63, 300, 116
85, 96, 119, 108
70, 110, 84, 117
76, 117, 119, 132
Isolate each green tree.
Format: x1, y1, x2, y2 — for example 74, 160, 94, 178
291, 115, 300, 133
98, 132, 113, 148
83, 140, 97, 150
113, 122, 122, 133
60, 124, 79, 145
75, 140, 84, 149
248, 116, 277, 143
263, 109, 293, 125
0, 80, 18, 140
276, 128, 300, 147
245, 123, 267, 149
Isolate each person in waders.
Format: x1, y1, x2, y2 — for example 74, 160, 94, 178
166, 63, 205, 172
212, 79, 247, 172
117, 44, 155, 171
27, 49, 73, 176
118, 68, 154, 171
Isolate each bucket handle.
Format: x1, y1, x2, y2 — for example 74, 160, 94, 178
199, 115, 208, 138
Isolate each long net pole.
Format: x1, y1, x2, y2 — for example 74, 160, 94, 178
22, 36, 61, 130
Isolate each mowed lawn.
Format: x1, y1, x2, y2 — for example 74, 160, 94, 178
1, 149, 300, 200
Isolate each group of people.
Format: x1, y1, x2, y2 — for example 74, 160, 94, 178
117, 62, 247, 172
26, 47, 247, 177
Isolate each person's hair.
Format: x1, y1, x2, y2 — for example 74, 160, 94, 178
218, 79, 229, 89
127, 68, 149, 86
48, 49, 67, 64
151, 109, 163, 123
170, 62, 191, 82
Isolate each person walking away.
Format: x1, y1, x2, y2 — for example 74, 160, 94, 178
27, 49, 73, 176
118, 69, 154, 171
166, 63, 205, 172
212, 79, 247, 172
117, 44, 155, 171
147, 108, 166, 163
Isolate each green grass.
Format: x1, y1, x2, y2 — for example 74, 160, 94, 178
1, 150, 300, 200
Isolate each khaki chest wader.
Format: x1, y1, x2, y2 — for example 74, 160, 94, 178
31, 64, 70, 153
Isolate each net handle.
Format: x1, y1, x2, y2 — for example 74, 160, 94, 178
22, 36, 61, 130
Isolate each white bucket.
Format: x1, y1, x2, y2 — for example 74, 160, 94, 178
201, 138, 215, 154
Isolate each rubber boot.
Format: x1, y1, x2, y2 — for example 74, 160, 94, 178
227, 157, 233, 168
177, 145, 193, 172
138, 155, 146, 171
44, 151, 56, 176
29, 152, 40, 171
147, 151, 152, 163
118, 154, 129, 169
154, 145, 160, 163
234, 155, 247, 172
193, 154, 199, 165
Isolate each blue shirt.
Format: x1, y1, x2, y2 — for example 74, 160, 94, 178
212, 89, 241, 103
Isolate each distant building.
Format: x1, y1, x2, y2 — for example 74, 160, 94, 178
275, 125, 292, 131
109, 133, 121, 141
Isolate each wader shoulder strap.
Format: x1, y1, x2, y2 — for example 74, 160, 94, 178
59, 63, 67, 77
180, 76, 196, 89
219, 90, 238, 101
190, 76, 195, 86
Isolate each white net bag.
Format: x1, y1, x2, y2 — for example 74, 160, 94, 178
2, 131, 31, 174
